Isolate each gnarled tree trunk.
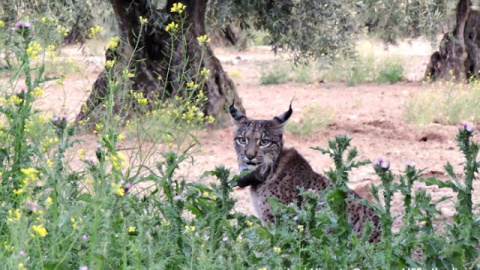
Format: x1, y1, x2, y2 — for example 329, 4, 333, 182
76, 0, 243, 126
426, 0, 480, 80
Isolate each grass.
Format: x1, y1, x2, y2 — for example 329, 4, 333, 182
318, 52, 404, 86
259, 60, 290, 85
375, 58, 404, 83
404, 80, 480, 127
286, 105, 334, 136
259, 43, 404, 86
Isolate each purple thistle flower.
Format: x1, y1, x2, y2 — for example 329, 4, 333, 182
293, 215, 299, 222
380, 161, 390, 170
24, 21, 31, 28
460, 122, 474, 133
222, 236, 229, 242
86, 157, 94, 164
15, 21, 24, 28
26, 200, 38, 212
61, 115, 67, 121
82, 234, 88, 241
466, 125, 474, 133
19, 250, 25, 256
124, 183, 132, 191
52, 116, 59, 123
405, 162, 415, 167
372, 158, 383, 166
80, 266, 88, 270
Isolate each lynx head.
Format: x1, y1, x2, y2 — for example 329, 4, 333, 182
230, 102, 292, 176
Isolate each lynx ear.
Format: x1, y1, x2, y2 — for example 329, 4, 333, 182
229, 100, 247, 125
272, 101, 293, 126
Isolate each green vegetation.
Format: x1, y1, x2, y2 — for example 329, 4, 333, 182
259, 61, 290, 85
259, 52, 404, 86
286, 105, 334, 136
405, 80, 480, 127
376, 58, 404, 84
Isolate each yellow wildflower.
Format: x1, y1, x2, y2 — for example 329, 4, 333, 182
45, 197, 53, 209
105, 60, 115, 69
0, 20, 5, 27
33, 86, 44, 98
111, 182, 125, 197
7, 209, 21, 222
246, 220, 253, 227
128, 226, 136, 233
258, 268, 267, 270
118, 133, 125, 142
78, 149, 85, 160
273, 246, 281, 253
122, 69, 135, 78
184, 225, 195, 232
21, 168, 39, 182
31, 224, 48, 237
186, 81, 199, 89
139, 16, 148, 24
200, 67, 210, 77
161, 220, 170, 226
207, 115, 215, 124
26, 41, 42, 60
89, 26, 103, 37
197, 35, 211, 45
18, 263, 26, 270
11, 95, 23, 105
94, 123, 104, 134
165, 22, 179, 33
57, 25, 70, 36
137, 98, 148, 105
171, 3, 186, 13
108, 36, 121, 50
157, 75, 163, 81
298, 225, 304, 232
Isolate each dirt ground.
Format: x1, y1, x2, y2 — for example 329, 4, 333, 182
31, 39, 480, 229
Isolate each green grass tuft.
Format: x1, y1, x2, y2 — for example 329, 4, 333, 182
286, 105, 334, 136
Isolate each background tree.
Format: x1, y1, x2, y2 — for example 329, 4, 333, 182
0, 0, 110, 44
426, 0, 480, 80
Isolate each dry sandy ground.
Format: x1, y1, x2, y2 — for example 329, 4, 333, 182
15, 39, 479, 229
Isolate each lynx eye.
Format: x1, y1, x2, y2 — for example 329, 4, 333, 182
259, 139, 270, 147
236, 137, 248, 145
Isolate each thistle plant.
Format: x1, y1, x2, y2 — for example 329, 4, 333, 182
422, 123, 479, 268
371, 158, 396, 267
312, 135, 370, 252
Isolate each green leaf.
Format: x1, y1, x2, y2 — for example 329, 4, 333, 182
421, 177, 459, 192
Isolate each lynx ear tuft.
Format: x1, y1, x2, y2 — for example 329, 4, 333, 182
272, 101, 293, 125
229, 100, 247, 124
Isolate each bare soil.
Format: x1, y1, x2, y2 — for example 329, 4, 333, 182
31, 40, 480, 228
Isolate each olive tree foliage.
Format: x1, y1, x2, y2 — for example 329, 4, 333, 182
0, 0, 113, 43
207, 0, 454, 62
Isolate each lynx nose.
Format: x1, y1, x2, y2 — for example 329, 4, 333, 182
245, 154, 256, 161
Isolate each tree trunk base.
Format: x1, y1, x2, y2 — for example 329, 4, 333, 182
75, 0, 244, 127
426, 1, 480, 81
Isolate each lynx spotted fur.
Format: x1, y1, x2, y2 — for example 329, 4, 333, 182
230, 102, 381, 242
